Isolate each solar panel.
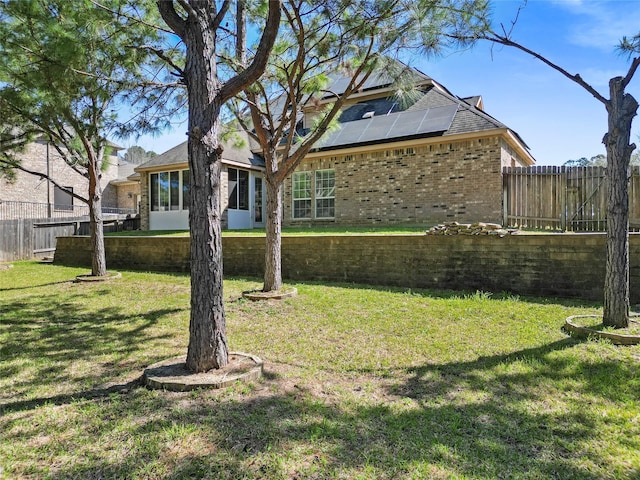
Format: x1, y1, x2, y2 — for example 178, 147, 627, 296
318, 104, 457, 150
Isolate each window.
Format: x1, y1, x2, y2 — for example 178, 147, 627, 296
170, 171, 180, 210
54, 186, 73, 211
254, 177, 263, 223
182, 170, 190, 211
315, 169, 335, 218
228, 168, 249, 210
292, 171, 312, 219
150, 170, 189, 211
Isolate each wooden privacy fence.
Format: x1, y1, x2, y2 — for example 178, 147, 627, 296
0, 218, 77, 262
502, 165, 640, 231
0, 216, 141, 262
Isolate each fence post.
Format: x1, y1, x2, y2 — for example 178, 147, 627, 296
560, 166, 567, 231
502, 167, 509, 227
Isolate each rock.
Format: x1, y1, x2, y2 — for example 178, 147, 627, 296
426, 222, 519, 237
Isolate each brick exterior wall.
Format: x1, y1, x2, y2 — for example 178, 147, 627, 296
283, 135, 529, 227
53, 233, 640, 303
139, 171, 150, 230
135, 133, 530, 231
1, 139, 121, 208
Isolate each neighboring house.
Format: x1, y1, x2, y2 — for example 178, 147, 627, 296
0, 137, 136, 218
135, 135, 266, 230
103, 160, 141, 213
137, 65, 535, 230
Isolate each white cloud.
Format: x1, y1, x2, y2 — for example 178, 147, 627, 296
555, 0, 640, 50
579, 67, 627, 88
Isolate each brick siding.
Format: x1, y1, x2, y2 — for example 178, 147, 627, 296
1, 140, 121, 207
283, 135, 528, 227
54, 233, 640, 303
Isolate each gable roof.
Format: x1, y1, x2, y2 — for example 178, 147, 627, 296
135, 131, 265, 172
321, 64, 431, 100
309, 72, 534, 164
140, 63, 535, 167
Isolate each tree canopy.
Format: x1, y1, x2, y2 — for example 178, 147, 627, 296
0, 0, 178, 275
229, 0, 491, 292
123, 146, 158, 164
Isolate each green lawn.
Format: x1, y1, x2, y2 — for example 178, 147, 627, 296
106, 225, 428, 237
1, 262, 639, 479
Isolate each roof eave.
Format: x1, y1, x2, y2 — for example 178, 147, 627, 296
305, 127, 536, 165
134, 158, 265, 174
135, 161, 189, 174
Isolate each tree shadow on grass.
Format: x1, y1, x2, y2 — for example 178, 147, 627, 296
13, 339, 638, 480
290, 278, 603, 309
0, 292, 186, 405
0, 279, 76, 292
0, 377, 143, 415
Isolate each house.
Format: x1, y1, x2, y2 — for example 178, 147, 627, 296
0, 137, 136, 218
136, 65, 535, 231
135, 135, 266, 230
103, 160, 141, 213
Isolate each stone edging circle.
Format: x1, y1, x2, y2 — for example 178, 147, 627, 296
564, 314, 640, 345
143, 352, 263, 392
242, 286, 298, 301
75, 271, 122, 282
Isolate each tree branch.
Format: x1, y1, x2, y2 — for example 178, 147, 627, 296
136, 44, 184, 77
212, 0, 231, 32
219, 0, 281, 102
0, 158, 89, 204
89, 0, 176, 35
157, 1, 187, 40
483, 32, 609, 105
622, 56, 640, 89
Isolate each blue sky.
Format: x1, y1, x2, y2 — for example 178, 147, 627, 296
129, 0, 640, 166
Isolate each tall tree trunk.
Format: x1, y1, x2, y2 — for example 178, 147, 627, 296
186, 133, 228, 372
263, 171, 283, 292
603, 77, 638, 328
183, 10, 228, 373
88, 160, 106, 276
157, 0, 280, 372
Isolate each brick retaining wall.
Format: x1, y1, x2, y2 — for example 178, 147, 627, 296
54, 233, 640, 302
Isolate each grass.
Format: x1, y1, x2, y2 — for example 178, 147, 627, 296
105, 225, 565, 238
106, 225, 429, 237
1, 262, 640, 479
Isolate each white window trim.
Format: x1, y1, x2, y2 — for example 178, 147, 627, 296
228, 167, 250, 211
292, 171, 312, 219
314, 169, 335, 219
150, 169, 189, 212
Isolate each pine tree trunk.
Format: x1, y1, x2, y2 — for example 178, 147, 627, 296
157, 0, 280, 372
183, 9, 228, 373
88, 160, 106, 277
603, 77, 638, 328
263, 174, 283, 292
185, 135, 228, 372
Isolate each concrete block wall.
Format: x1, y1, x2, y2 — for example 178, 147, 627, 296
53, 233, 640, 303
55, 235, 190, 272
